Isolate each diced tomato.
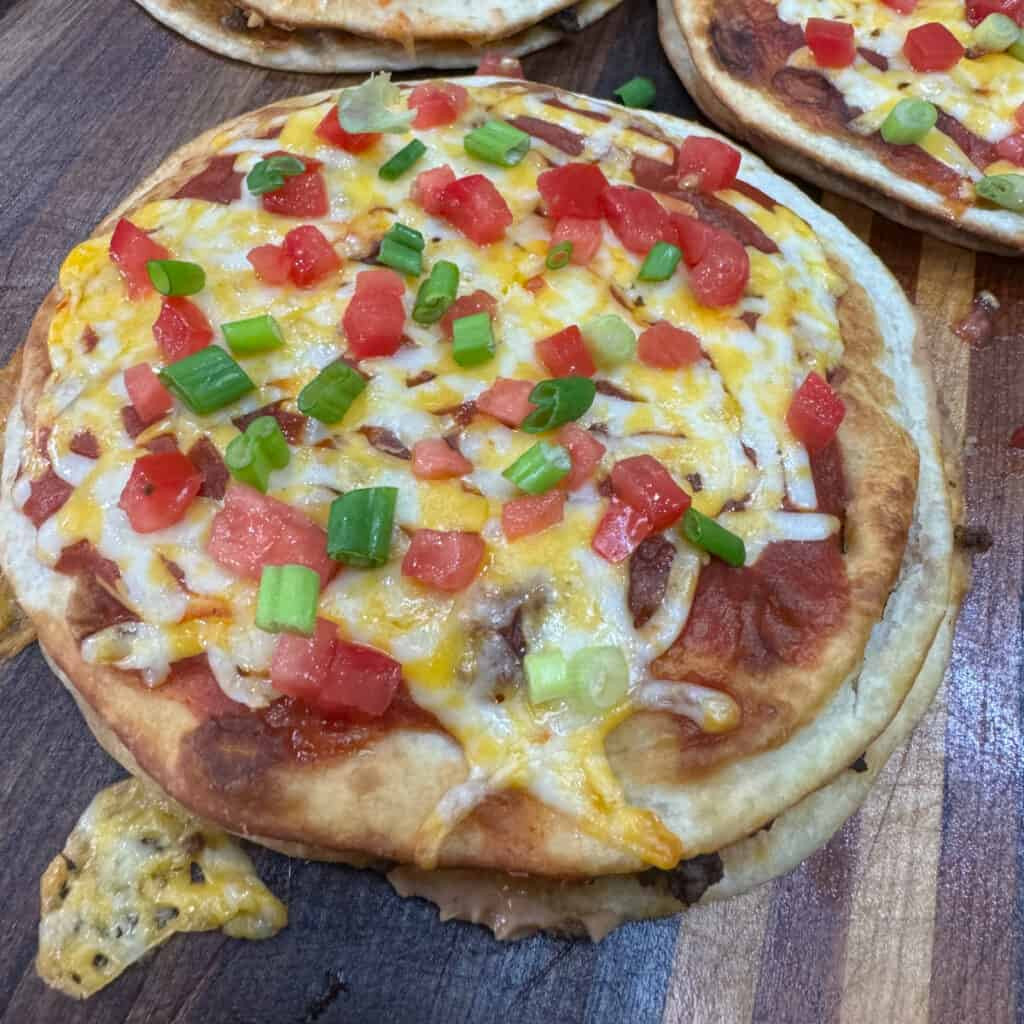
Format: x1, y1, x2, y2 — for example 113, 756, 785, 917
551, 217, 603, 265
882, 0, 917, 12
996, 134, 1024, 166
314, 109, 380, 152
342, 269, 406, 359
271, 618, 337, 703
261, 155, 329, 218
283, 225, 340, 287
124, 363, 173, 425
600, 186, 673, 254
1017, 104, 1024, 130
152, 297, 213, 361
412, 164, 456, 214
440, 290, 498, 340
804, 18, 857, 68
440, 174, 513, 245
557, 423, 606, 490
402, 529, 485, 591
247, 243, 292, 285
502, 491, 566, 541
118, 452, 202, 533
786, 372, 846, 452
903, 23, 964, 71
676, 138, 742, 193
537, 163, 610, 219
611, 455, 691, 530
591, 497, 652, 564
524, 275, 546, 292
475, 378, 536, 427
670, 213, 715, 268
477, 53, 525, 78
411, 439, 472, 479
637, 322, 703, 369
109, 218, 170, 299
536, 325, 596, 378
408, 82, 469, 130
207, 483, 335, 587
688, 230, 750, 308
965, 0, 1023, 26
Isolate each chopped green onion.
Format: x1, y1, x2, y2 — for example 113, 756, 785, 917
464, 120, 531, 167
146, 259, 205, 296
525, 649, 569, 704
246, 155, 306, 196
971, 12, 1020, 53
245, 416, 290, 468
385, 222, 425, 252
297, 361, 367, 424
569, 645, 630, 713
452, 312, 495, 367
1009, 35, 1024, 60
880, 98, 938, 146
327, 487, 397, 567
976, 173, 1024, 213
158, 347, 254, 415
412, 261, 460, 324
545, 241, 573, 270
582, 314, 636, 368
638, 241, 682, 282
255, 565, 320, 636
377, 236, 422, 277
614, 76, 656, 109
225, 415, 290, 492
502, 441, 570, 494
681, 508, 746, 567
221, 314, 284, 355
379, 139, 427, 180
337, 73, 414, 134
521, 377, 597, 434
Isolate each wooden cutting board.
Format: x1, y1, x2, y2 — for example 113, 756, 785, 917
0, 0, 1019, 1020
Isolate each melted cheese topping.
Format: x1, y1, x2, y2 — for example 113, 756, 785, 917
24, 83, 847, 869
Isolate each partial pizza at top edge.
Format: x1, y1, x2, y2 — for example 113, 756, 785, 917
0, 77, 957, 884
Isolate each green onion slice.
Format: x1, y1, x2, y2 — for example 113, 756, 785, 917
525, 649, 570, 704
502, 441, 570, 494
158, 347, 254, 415
569, 645, 630, 713
385, 222, 425, 252
582, 314, 637, 368
971, 12, 1020, 53
976, 173, 1024, 213
327, 487, 397, 567
545, 241, 573, 270
638, 241, 682, 282
225, 415, 290, 492
377, 236, 423, 277
880, 98, 938, 146
412, 261, 460, 324
452, 312, 495, 367
146, 259, 206, 296
255, 564, 320, 636
1009, 36, 1024, 61
221, 314, 284, 355
681, 508, 746, 567
464, 120, 531, 167
379, 139, 427, 180
246, 155, 306, 196
521, 377, 597, 434
297, 361, 367, 424
337, 73, 414, 134
245, 416, 290, 468
613, 76, 656, 109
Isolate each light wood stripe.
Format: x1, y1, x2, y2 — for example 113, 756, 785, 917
821, 193, 875, 243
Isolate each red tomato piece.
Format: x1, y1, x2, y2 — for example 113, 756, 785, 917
124, 363, 173, 425
402, 529, 486, 591
411, 439, 473, 479
440, 290, 498, 340
804, 18, 857, 68
412, 164, 456, 214
109, 218, 170, 300
536, 325, 596, 378
670, 213, 715, 267
283, 225, 340, 287
637, 322, 703, 369
342, 269, 406, 358
440, 174, 514, 245
314, 109, 380, 152
551, 217, 603, 265
965, 0, 1023, 26
477, 53, 525, 78
557, 423, 606, 490
247, 243, 292, 285
996, 133, 1024, 166
600, 186, 673, 254
207, 483, 335, 587
537, 163, 610, 219
591, 497, 653, 564
152, 297, 213, 361
786, 372, 846, 452
688, 230, 750, 308
903, 23, 964, 71
881, 0, 917, 12
271, 617, 336, 704
118, 452, 202, 533
502, 492, 566, 541
408, 82, 469, 129
676, 137, 742, 193
476, 378, 536, 427
1017, 104, 1024, 130
261, 155, 329, 218
611, 454, 691, 530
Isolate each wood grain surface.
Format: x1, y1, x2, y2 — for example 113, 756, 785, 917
0, 0, 1020, 1021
